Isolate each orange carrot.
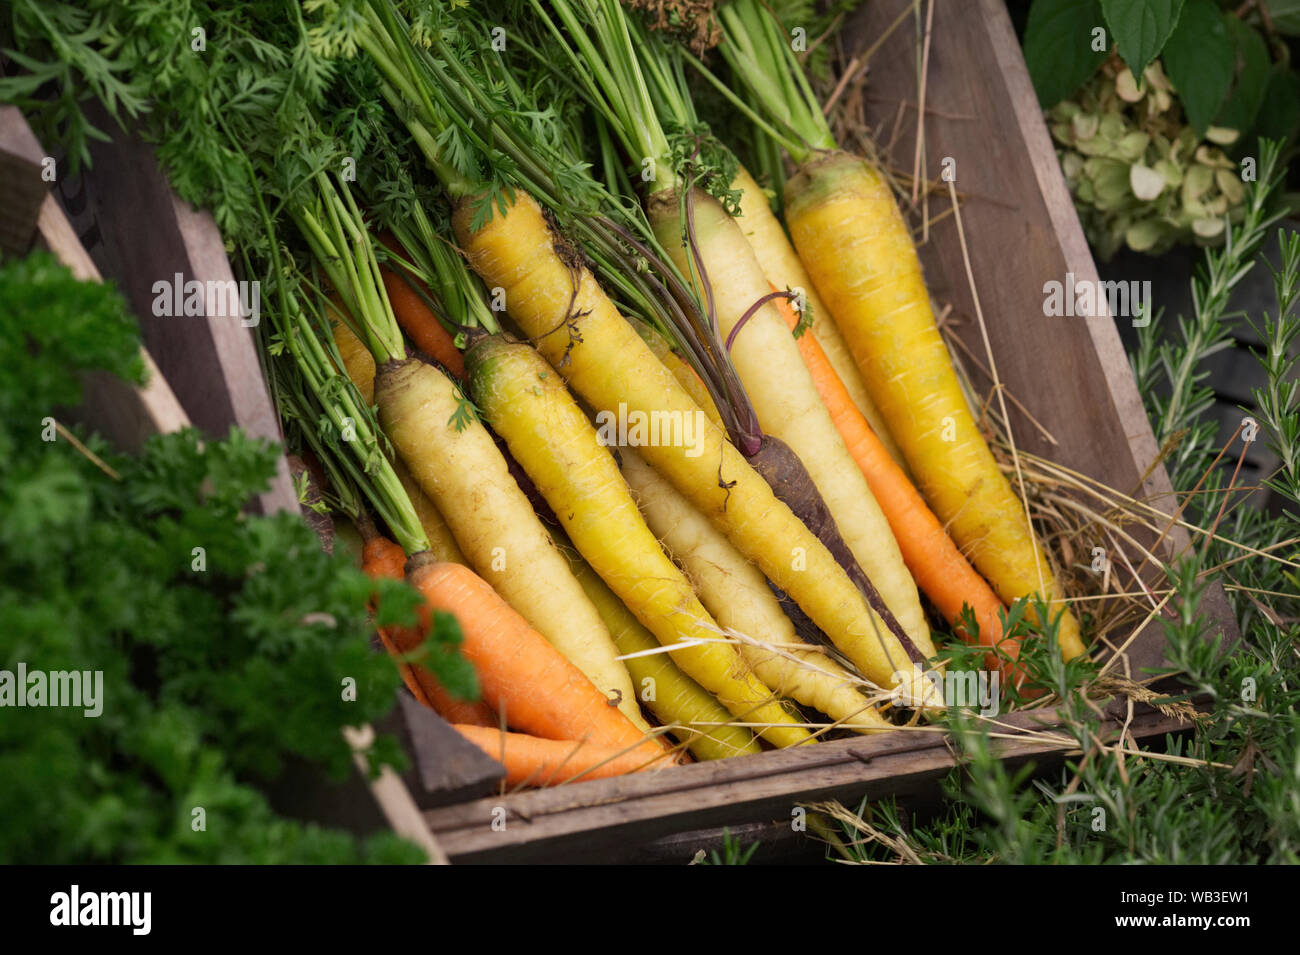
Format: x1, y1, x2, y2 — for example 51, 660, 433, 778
376, 234, 467, 379
452, 724, 658, 787
773, 289, 1026, 683
361, 529, 408, 582
361, 526, 496, 726
405, 553, 671, 763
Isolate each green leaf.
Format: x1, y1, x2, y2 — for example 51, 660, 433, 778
0, 248, 427, 863
1264, 0, 1300, 36
1254, 68, 1300, 145
370, 577, 423, 630
1215, 17, 1272, 135
1161, 0, 1234, 136
1100, 0, 1186, 79
1024, 0, 1109, 107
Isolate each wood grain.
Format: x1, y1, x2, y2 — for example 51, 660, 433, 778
37, 192, 192, 447
426, 699, 1190, 863
0, 106, 190, 449
59, 106, 298, 515
0, 105, 46, 256
393, 692, 505, 807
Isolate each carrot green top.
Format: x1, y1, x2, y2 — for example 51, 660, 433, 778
713, 0, 840, 165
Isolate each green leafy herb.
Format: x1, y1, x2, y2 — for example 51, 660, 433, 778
0, 253, 424, 864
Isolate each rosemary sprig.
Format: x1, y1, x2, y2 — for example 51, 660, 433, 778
1131, 139, 1289, 492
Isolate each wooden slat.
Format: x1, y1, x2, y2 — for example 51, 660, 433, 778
393, 692, 506, 807
55, 107, 297, 515
344, 725, 452, 865
0, 107, 191, 450
427, 699, 1190, 863
33, 188, 190, 446
169, 194, 300, 513
0, 105, 46, 256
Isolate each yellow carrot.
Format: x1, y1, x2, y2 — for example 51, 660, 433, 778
621, 448, 889, 732
467, 334, 811, 748
561, 542, 761, 760
375, 356, 650, 729
329, 297, 464, 567
730, 164, 907, 471
453, 191, 936, 701
649, 188, 935, 659
785, 152, 1084, 658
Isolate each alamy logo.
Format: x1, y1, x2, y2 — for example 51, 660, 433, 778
1042, 272, 1151, 326
890, 663, 1001, 716
594, 404, 707, 458
0, 663, 102, 717
50, 885, 151, 935
151, 273, 261, 327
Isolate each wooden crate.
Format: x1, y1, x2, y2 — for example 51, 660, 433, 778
4, 0, 1238, 864
419, 0, 1237, 862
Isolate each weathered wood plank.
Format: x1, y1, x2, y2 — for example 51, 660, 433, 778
0, 105, 46, 256
427, 700, 1190, 863
0, 106, 190, 448
51, 105, 298, 515
40, 191, 191, 448
394, 691, 506, 807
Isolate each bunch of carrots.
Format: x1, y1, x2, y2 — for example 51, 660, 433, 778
247, 0, 1088, 790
